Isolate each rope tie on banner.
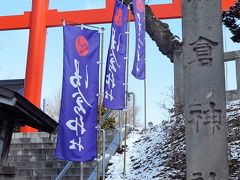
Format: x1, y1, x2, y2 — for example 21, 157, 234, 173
96, 93, 104, 97
98, 28, 104, 34
122, 108, 128, 112
128, 2, 132, 9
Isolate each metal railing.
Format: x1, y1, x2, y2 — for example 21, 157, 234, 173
88, 125, 132, 180
101, 109, 113, 125
55, 161, 74, 180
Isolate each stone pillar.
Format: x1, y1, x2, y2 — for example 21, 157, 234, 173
174, 48, 184, 113
236, 59, 240, 92
182, 0, 229, 179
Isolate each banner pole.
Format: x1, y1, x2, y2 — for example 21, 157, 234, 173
144, 1, 147, 132
101, 129, 106, 180
80, 162, 83, 180
97, 27, 105, 180
119, 110, 123, 149
123, 4, 131, 176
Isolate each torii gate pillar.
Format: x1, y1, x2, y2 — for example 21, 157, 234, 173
20, 0, 49, 132
182, 0, 229, 179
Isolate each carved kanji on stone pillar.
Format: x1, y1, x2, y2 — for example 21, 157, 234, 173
189, 102, 222, 135
190, 37, 218, 66
192, 171, 216, 180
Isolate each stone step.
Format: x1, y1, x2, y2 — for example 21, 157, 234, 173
10, 137, 114, 146
10, 137, 57, 144
11, 130, 118, 139
10, 138, 113, 146
18, 167, 93, 177
10, 130, 118, 144
11, 132, 52, 139
26, 175, 91, 180
8, 154, 58, 162
9, 143, 56, 150
7, 160, 97, 169
9, 142, 112, 155
7, 130, 119, 179
9, 148, 56, 156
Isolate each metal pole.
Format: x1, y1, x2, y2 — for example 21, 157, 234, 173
128, 92, 136, 129
100, 129, 106, 180
119, 110, 123, 149
132, 93, 135, 129
224, 27, 228, 91
144, 80, 147, 131
144, 1, 147, 132
123, 4, 131, 176
80, 162, 83, 180
98, 27, 105, 120
97, 27, 105, 180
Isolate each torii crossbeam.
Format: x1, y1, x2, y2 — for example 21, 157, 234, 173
0, 0, 235, 132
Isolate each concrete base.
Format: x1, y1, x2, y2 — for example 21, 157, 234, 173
0, 175, 25, 180
0, 165, 24, 180
0, 165, 16, 175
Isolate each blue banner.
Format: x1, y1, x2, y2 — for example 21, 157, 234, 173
132, 0, 145, 80
103, 0, 128, 110
55, 25, 100, 162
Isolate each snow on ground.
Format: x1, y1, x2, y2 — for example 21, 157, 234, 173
106, 131, 142, 179
105, 100, 240, 179
106, 126, 171, 180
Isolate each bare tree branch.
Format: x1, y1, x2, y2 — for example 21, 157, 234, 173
121, 0, 182, 62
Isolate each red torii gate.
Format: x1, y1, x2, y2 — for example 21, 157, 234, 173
0, 0, 235, 132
